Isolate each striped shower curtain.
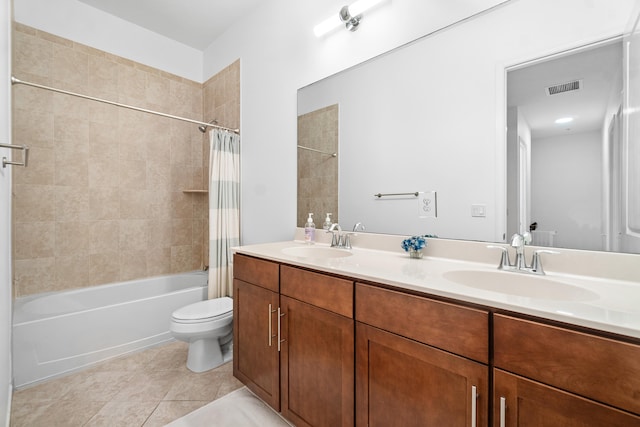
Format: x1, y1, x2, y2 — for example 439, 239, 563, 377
208, 129, 240, 298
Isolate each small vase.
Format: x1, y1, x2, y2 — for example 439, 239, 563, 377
409, 248, 423, 259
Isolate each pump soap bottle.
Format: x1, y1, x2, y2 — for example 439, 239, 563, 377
304, 213, 316, 244
322, 213, 332, 230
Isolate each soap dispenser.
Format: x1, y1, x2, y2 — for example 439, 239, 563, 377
304, 213, 316, 244
323, 213, 333, 230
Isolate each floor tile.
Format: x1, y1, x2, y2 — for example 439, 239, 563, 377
10, 341, 245, 426
142, 401, 210, 427
84, 400, 160, 427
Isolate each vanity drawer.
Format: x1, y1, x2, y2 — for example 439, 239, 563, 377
355, 283, 489, 364
280, 265, 353, 318
233, 254, 279, 292
494, 314, 640, 415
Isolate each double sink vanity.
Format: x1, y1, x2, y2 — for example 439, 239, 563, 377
232, 230, 640, 426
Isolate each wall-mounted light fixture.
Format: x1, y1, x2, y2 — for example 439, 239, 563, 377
314, 0, 385, 37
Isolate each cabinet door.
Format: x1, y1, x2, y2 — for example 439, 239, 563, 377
494, 314, 640, 415
356, 322, 488, 427
494, 369, 640, 427
233, 278, 280, 409
280, 295, 354, 427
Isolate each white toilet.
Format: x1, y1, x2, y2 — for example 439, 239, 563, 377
170, 297, 233, 373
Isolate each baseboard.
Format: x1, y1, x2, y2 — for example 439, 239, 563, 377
3, 382, 11, 427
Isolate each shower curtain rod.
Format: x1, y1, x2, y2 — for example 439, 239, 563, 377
11, 76, 240, 134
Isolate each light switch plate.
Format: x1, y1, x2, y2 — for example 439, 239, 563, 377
418, 191, 437, 218
471, 204, 486, 217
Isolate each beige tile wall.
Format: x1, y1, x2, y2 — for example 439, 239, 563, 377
297, 104, 339, 228
11, 24, 239, 296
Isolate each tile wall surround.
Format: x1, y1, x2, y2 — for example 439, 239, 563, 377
297, 104, 338, 228
11, 23, 240, 297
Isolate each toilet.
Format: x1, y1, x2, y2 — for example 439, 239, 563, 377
170, 297, 233, 373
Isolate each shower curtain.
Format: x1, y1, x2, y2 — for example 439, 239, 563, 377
208, 129, 240, 299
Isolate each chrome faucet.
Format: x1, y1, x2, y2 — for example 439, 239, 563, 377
510, 232, 531, 269
352, 222, 365, 232
327, 223, 354, 249
488, 232, 557, 275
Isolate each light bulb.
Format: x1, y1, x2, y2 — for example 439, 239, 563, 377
349, 0, 384, 17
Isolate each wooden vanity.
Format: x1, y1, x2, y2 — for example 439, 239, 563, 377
232, 252, 640, 427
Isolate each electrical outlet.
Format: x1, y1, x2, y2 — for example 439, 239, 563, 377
418, 191, 437, 218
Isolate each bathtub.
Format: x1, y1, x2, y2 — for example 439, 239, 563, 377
12, 271, 208, 388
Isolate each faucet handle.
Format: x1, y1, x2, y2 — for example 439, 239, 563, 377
487, 245, 511, 270
530, 249, 559, 275
342, 233, 352, 249
327, 223, 342, 247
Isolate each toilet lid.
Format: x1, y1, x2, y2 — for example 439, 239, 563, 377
172, 297, 233, 321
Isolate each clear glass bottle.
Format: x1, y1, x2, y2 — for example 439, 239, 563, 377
322, 213, 332, 230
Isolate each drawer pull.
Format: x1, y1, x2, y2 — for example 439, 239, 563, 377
499, 396, 506, 427
268, 304, 277, 346
278, 308, 286, 352
471, 385, 477, 427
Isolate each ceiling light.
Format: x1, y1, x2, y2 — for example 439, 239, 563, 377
554, 117, 574, 124
314, 0, 385, 37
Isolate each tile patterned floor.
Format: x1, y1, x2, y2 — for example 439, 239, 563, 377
10, 341, 244, 426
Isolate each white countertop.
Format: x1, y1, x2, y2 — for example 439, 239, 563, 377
233, 239, 640, 340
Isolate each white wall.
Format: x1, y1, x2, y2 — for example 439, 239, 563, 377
9, 0, 638, 245
296, 31, 504, 241
203, 0, 635, 244
0, 0, 11, 423
13, 0, 203, 82
531, 131, 603, 251
622, 7, 640, 253
204, 0, 513, 244
517, 109, 532, 232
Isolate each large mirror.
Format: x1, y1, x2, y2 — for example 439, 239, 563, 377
297, 0, 640, 254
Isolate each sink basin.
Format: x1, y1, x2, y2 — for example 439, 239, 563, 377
442, 270, 600, 301
281, 246, 353, 259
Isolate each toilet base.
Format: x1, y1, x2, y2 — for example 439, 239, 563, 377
186, 337, 232, 373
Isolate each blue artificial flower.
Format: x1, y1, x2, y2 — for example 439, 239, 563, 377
401, 235, 429, 252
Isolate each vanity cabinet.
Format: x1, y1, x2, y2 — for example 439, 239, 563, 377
355, 283, 490, 427
233, 255, 354, 427
233, 254, 280, 409
279, 266, 354, 427
493, 314, 640, 426
234, 251, 640, 427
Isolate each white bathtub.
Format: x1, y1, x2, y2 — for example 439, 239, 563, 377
12, 271, 208, 388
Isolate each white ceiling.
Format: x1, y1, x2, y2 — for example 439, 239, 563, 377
78, 0, 266, 50
508, 41, 622, 139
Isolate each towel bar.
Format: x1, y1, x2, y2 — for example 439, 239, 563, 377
0, 143, 29, 168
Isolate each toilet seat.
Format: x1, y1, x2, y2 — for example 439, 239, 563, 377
171, 297, 233, 324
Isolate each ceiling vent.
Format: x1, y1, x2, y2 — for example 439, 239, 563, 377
545, 79, 583, 96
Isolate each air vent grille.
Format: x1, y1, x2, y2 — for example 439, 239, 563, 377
545, 79, 582, 96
